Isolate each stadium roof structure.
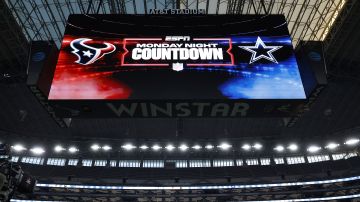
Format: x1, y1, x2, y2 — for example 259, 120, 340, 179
0, 0, 360, 157
1, 0, 348, 46
0, 0, 354, 68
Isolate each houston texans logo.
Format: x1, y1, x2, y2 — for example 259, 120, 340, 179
70, 38, 116, 65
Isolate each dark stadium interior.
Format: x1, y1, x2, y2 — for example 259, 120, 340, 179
1, 0, 360, 201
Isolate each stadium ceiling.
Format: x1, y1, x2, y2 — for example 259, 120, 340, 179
4, 0, 348, 48
0, 0, 360, 145
1, 0, 355, 79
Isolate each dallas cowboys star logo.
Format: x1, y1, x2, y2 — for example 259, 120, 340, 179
239, 37, 282, 64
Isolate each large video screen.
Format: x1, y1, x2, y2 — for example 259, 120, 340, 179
49, 15, 306, 100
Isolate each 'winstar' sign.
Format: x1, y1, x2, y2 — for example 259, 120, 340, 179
106, 102, 249, 117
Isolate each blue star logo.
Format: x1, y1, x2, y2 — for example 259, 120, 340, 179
239, 37, 282, 64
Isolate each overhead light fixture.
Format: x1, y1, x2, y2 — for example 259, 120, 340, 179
90, 144, 101, 151
253, 143, 263, 150
54, 145, 66, 153
139, 145, 149, 150
307, 145, 321, 153
344, 138, 360, 146
287, 144, 298, 151
165, 144, 175, 151
242, 144, 251, 151
205, 144, 214, 150
179, 144, 189, 151
325, 142, 339, 150
11, 144, 26, 152
121, 143, 136, 151
218, 142, 232, 150
102, 145, 112, 151
274, 145, 285, 152
152, 144, 162, 151
30, 147, 45, 155
192, 145, 202, 150
68, 146, 78, 153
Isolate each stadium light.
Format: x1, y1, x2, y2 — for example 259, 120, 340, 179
205, 144, 214, 150
11, 144, 26, 152
192, 145, 202, 150
274, 145, 285, 152
253, 143, 263, 150
325, 142, 339, 150
344, 138, 360, 146
102, 145, 112, 151
90, 144, 101, 151
179, 144, 189, 151
121, 143, 136, 151
152, 144, 162, 151
30, 147, 45, 155
165, 144, 175, 151
287, 144, 298, 151
242, 144, 251, 151
307, 145, 321, 153
54, 145, 66, 153
139, 145, 149, 150
218, 142, 232, 150
68, 146, 78, 153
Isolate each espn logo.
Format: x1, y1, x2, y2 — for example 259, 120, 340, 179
165, 36, 190, 41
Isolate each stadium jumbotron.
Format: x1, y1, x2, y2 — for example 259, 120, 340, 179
1, 0, 360, 201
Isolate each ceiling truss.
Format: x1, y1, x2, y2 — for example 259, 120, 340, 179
4, 0, 347, 47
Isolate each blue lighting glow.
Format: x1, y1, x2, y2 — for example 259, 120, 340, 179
216, 36, 305, 99
220, 36, 305, 99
